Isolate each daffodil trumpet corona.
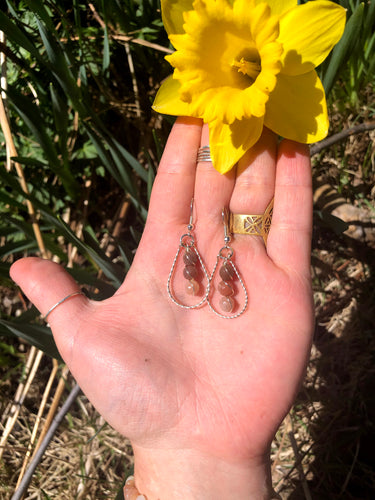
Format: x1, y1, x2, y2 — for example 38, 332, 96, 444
152, 0, 346, 174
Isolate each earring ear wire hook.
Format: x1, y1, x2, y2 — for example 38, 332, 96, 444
167, 197, 210, 309
188, 198, 194, 233
222, 206, 231, 245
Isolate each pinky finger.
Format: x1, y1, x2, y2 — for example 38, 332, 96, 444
267, 140, 312, 277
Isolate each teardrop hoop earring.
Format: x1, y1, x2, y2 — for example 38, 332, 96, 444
207, 207, 248, 319
167, 199, 211, 309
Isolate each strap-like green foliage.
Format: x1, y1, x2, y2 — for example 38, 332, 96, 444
0, 0, 169, 357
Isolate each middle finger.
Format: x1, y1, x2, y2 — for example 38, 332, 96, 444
193, 124, 236, 255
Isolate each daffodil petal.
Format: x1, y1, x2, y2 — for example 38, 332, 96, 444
161, 0, 194, 35
209, 116, 264, 174
279, 0, 346, 75
152, 75, 192, 116
256, 0, 296, 17
264, 71, 328, 143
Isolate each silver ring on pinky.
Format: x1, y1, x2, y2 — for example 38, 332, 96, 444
196, 145, 212, 163
43, 291, 85, 322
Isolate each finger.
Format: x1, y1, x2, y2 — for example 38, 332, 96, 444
124, 117, 203, 295
223, 128, 277, 255
193, 124, 235, 239
230, 127, 277, 214
10, 257, 89, 361
267, 140, 312, 276
146, 116, 202, 230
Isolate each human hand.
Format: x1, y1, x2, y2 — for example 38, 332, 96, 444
10, 117, 314, 499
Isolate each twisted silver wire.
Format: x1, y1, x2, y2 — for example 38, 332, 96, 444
207, 248, 248, 319
167, 240, 210, 309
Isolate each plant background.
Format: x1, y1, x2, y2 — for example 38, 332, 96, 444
0, 0, 374, 498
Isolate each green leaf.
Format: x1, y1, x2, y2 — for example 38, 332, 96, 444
0, 319, 62, 360
362, 0, 375, 42
0, 189, 26, 211
83, 126, 148, 219
114, 484, 125, 500
67, 267, 116, 299
109, 136, 149, 183
39, 210, 125, 288
0, 240, 37, 258
0, 261, 13, 284
50, 84, 69, 144
0, 10, 42, 60
9, 156, 49, 170
24, 0, 55, 31
323, 3, 365, 96
84, 127, 123, 187
101, 0, 111, 74
34, 17, 84, 112
5, 86, 79, 197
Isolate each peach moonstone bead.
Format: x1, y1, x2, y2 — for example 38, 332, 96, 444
219, 295, 235, 312
218, 261, 236, 312
186, 279, 199, 295
218, 280, 233, 296
219, 261, 235, 281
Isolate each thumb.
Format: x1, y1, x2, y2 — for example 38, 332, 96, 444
10, 257, 89, 361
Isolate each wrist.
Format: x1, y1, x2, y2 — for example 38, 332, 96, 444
131, 445, 274, 500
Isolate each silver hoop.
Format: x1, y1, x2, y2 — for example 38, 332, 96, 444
196, 145, 212, 163
43, 291, 85, 321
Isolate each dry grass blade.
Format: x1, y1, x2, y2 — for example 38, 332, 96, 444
31, 365, 71, 461
1, 349, 43, 449
0, 346, 39, 461
114, 34, 173, 54
125, 42, 141, 118
15, 359, 59, 490
11, 383, 82, 500
288, 430, 313, 500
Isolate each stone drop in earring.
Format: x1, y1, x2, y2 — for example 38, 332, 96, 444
208, 207, 248, 319
167, 199, 210, 309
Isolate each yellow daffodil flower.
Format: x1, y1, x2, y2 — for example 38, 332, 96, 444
152, 0, 346, 173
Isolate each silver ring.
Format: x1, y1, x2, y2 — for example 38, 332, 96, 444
43, 291, 85, 321
196, 145, 212, 163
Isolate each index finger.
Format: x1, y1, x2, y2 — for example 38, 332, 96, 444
146, 117, 202, 230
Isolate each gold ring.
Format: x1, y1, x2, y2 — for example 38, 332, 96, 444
229, 198, 274, 245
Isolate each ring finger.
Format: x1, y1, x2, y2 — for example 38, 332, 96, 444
228, 127, 277, 251
230, 127, 277, 215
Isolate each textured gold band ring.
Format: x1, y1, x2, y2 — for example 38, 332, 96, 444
229, 198, 274, 246
196, 145, 212, 162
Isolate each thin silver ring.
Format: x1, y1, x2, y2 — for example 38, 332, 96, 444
196, 145, 212, 163
43, 291, 85, 321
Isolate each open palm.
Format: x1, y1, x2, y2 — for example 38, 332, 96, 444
11, 117, 314, 496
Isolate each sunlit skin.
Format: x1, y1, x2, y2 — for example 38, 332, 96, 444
11, 118, 314, 499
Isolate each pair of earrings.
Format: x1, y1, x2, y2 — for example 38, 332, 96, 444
167, 200, 248, 319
